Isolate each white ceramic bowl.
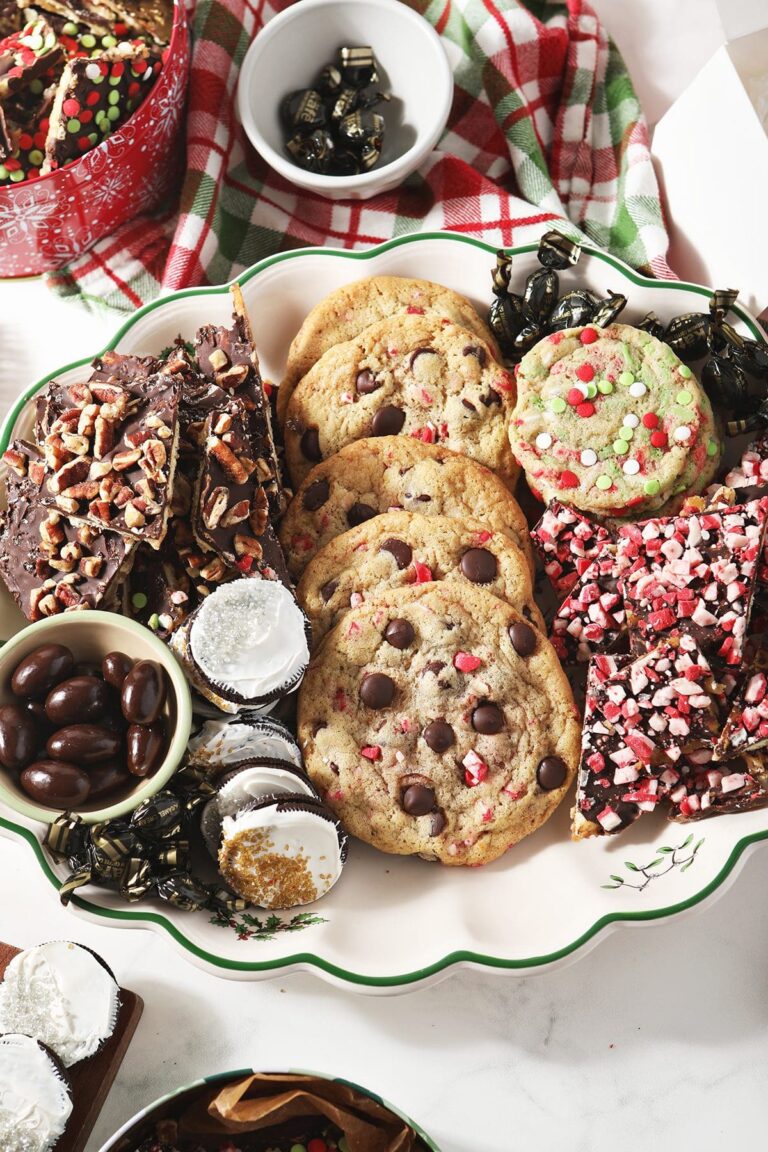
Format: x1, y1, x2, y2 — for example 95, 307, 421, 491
0, 612, 192, 825
237, 0, 453, 200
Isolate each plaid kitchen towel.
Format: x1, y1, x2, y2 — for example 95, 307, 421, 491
47, 0, 671, 314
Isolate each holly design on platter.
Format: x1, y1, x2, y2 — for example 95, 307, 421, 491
210, 908, 327, 941
602, 834, 704, 892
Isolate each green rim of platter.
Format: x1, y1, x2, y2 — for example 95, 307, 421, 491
0, 232, 766, 989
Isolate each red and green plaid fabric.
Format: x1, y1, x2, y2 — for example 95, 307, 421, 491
47, 0, 671, 314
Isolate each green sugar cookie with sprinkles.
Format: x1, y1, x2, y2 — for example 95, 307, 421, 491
509, 323, 722, 519
41, 40, 161, 174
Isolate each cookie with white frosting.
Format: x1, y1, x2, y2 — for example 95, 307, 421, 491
200, 757, 320, 857
218, 793, 347, 909
0, 1034, 72, 1152
171, 579, 311, 714
187, 714, 302, 770
0, 941, 120, 1068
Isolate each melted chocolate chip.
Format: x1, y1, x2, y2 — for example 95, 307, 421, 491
385, 618, 415, 649
302, 478, 329, 511
300, 428, 322, 461
356, 369, 379, 394
410, 347, 436, 368
460, 547, 498, 585
462, 398, 477, 412
536, 756, 568, 791
401, 783, 436, 816
330, 761, 339, 776
423, 718, 455, 753
422, 660, 446, 677
381, 537, 412, 569
320, 579, 338, 603
479, 391, 502, 407
415, 494, 431, 503
428, 810, 446, 836
360, 672, 395, 709
472, 703, 504, 735
463, 344, 488, 367
347, 502, 377, 527
509, 622, 537, 657
371, 405, 406, 436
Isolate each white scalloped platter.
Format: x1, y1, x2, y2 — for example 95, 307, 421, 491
1, 233, 767, 994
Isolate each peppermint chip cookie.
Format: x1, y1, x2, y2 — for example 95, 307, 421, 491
510, 323, 721, 518
283, 315, 518, 488
297, 510, 543, 646
298, 584, 581, 866
277, 275, 496, 424
279, 437, 533, 581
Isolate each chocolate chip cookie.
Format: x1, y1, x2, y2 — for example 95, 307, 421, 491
279, 437, 533, 581
277, 274, 496, 424
510, 323, 721, 518
298, 584, 581, 866
283, 315, 518, 488
297, 510, 543, 646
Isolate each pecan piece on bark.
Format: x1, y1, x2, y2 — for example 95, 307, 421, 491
234, 534, 263, 560
202, 486, 229, 529
113, 448, 142, 471
220, 499, 251, 527
3, 449, 27, 476
206, 435, 252, 484
93, 415, 116, 459
51, 457, 90, 494
124, 502, 146, 529
249, 488, 269, 536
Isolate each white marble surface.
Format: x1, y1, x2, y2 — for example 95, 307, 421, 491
2, 4, 768, 1150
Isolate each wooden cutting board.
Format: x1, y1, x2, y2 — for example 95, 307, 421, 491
0, 941, 143, 1152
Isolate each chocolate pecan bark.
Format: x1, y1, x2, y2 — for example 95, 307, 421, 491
194, 284, 284, 520
0, 453, 135, 620
193, 396, 289, 582
28, 371, 181, 549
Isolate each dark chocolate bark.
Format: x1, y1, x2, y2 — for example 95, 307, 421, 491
0, 460, 134, 620
0, 18, 64, 98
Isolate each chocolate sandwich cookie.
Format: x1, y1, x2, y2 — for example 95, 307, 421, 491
0, 941, 120, 1067
187, 714, 303, 770
218, 792, 347, 909
14, 370, 182, 549
279, 437, 533, 582
170, 578, 311, 714
200, 756, 319, 856
278, 273, 498, 424
297, 510, 543, 647
298, 583, 581, 866
510, 323, 721, 517
0, 465, 135, 621
0, 1034, 72, 1152
284, 315, 518, 488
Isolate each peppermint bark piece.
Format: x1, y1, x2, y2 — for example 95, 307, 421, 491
194, 284, 284, 519
34, 372, 181, 548
531, 500, 613, 599
668, 752, 768, 821
714, 641, 768, 758
0, 453, 134, 620
0, 18, 63, 98
549, 544, 626, 665
41, 41, 161, 173
618, 498, 768, 668
571, 640, 726, 839
194, 396, 290, 583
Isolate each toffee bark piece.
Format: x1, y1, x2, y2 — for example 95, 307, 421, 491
193, 395, 290, 583
530, 499, 613, 599
194, 284, 284, 519
41, 41, 162, 174
571, 642, 727, 839
0, 19, 63, 99
618, 498, 768, 668
549, 544, 627, 665
20, 371, 181, 549
0, 464, 135, 621
668, 751, 768, 821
